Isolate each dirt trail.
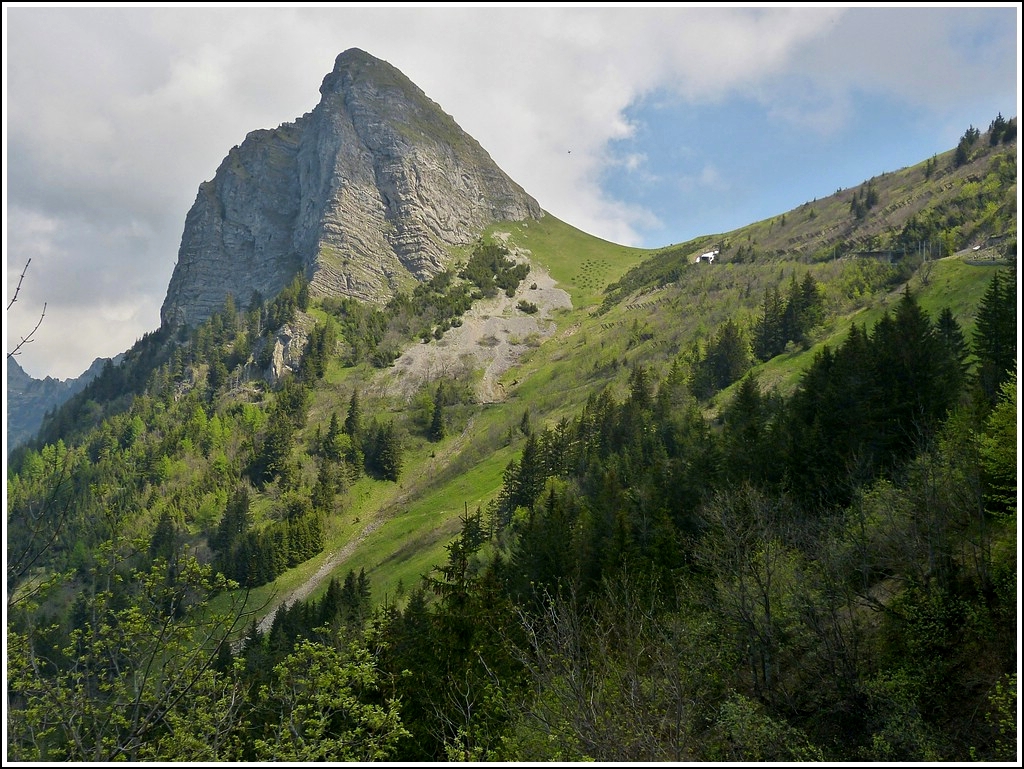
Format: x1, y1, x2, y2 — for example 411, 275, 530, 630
255, 519, 381, 635
254, 412, 479, 635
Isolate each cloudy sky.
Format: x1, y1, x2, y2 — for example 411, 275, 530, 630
4, 4, 1020, 380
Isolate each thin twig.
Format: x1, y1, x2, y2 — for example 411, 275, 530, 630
8, 259, 47, 359
8, 258, 32, 311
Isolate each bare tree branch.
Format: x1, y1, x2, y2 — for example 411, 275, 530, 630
7, 257, 32, 311
8, 258, 47, 359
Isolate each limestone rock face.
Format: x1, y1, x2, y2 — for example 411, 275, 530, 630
161, 48, 542, 329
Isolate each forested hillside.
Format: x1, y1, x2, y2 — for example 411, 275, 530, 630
6, 118, 1017, 761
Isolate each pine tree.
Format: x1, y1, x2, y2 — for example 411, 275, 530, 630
693, 318, 750, 399
311, 460, 339, 513
320, 576, 343, 627
722, 373, 773, 485
973, 270, 1017, 403
324, 411, 343, 461
356, 567, 371, 607
256, 415, 294, 485
208, 351, 229, 392
212, 486, 252, 556
341, 569, 361, 623
345, 389, 362, 438
222, 292, 239, 337
511, 432, 546, 510
519, 409, 532, 436
936, 307, 970, 375
149, 510, 178, 562
797, 273, 823, 334
989, 112, 1008, 145
753, 286, 786, 361
871, 289, 959, 462
429, 382, 446, 442
374, 421, 402, 481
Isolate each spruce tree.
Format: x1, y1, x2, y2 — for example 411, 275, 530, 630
989, 112, 1008, 145
936, 307, 970, 374
973, 270, 1017, 403
324, 411, 342, 461
374, 421, 402, 481
753, 286, 786, 361
345, 389, 362, 438
429, 382, 446, 442
149, 510, 178, 562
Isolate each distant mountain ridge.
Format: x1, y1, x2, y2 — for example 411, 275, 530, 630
160, 48, 542, 330
6, 355, 120, 451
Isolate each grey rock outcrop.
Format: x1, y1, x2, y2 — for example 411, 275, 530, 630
161, 48, 542, 329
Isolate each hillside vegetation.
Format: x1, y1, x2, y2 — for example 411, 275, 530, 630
6, 118, 1017, 762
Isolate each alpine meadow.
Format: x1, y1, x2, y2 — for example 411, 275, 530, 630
6, 49, 1018, 763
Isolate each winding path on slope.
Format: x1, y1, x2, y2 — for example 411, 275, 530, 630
253, 248, 572, 636
254, 412, 477, 636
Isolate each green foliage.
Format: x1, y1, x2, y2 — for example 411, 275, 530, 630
302, 318, 336, 382
344, 389, 362, 438
365, 420, 403, 481
711, 693, 824, 762
978, 371, 1017, 512
428, 382, 447, 442
690, 318, 751, 399
857, 670, 944, 761
783, 290, 964, 507
7, 549, 247, 761
983, 673, 1017, 761
954, 125, 981, 167
460, 239, 530, 299
265, 273, 310, 331
972, 269, 1016, 403
248, 639, 407, 761
600, 240, 701, 308
849, 180, 879, 220
753, 273, 824, 361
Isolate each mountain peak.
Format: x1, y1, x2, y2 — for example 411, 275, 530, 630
320, 48, 402, 95
335, 46, 374, 65
160, 50, 542, 330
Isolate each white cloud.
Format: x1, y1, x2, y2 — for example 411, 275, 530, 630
623, 153, 648, 173
4, 5, 1018, 379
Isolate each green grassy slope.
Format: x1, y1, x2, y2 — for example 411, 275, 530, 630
15, 128, 1016, 628
272, 131, 1014, 610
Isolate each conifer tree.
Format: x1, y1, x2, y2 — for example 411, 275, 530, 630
324, 411, 343, 461
936, 307, 970, 375
212, 486, 252, 557
989, 112, 1008, 145
370, 421, 403, 481
973, 270, 1017, 403
753, 285, 786, 361
149, 509, 179, 562
692, 319, 750, 399
320, 576, 344, 628
345, 389, 362, 438
429, 382, 446, 442
722, 374, 774, 485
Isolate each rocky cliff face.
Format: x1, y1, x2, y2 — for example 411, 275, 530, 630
160, 48, 542, 329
